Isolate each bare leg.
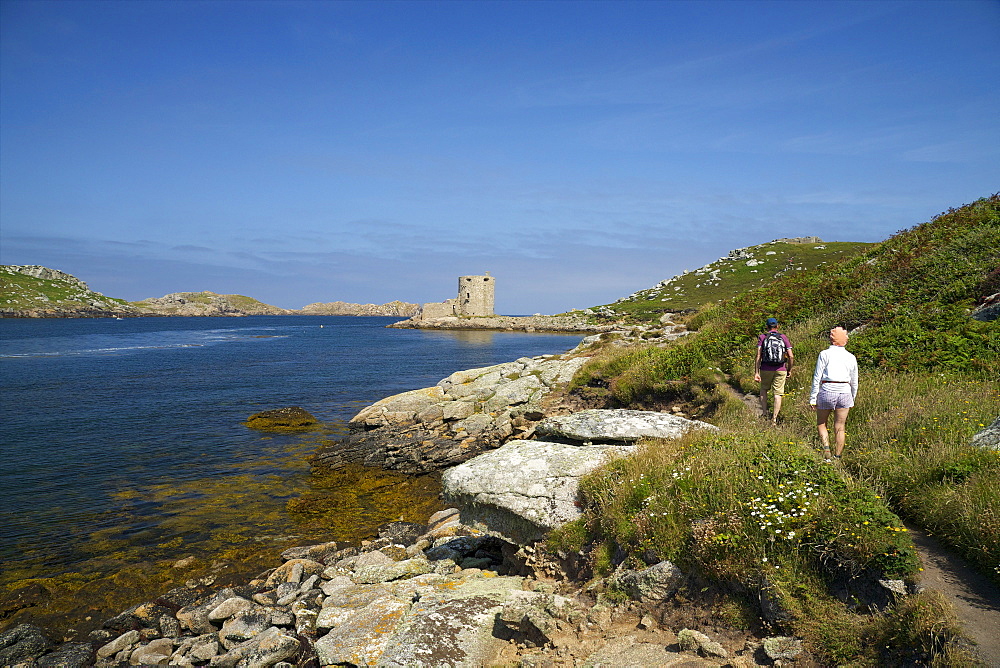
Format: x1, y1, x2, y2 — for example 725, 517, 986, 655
832, 408, 850, 457
759, 390, 768, 418
772, 394, 783, 424
816, 408, 833, 457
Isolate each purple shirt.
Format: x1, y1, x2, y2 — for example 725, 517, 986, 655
757, 331, 792, 372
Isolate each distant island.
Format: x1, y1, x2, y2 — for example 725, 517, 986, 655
0, 265, 418, 318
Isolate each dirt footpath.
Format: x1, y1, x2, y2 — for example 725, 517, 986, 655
907, 524, 1000, 666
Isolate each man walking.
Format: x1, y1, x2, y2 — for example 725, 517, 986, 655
754, 317, 794, 425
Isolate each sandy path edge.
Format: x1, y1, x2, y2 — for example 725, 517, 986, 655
907, 523, 1000, 666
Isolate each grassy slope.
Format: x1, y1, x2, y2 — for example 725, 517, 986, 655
130, 291, 288, 314
559, 195, 1000, 665
596, 240, 872, 320
0, 269, 132, 312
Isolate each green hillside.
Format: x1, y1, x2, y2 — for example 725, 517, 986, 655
0, 266, 135, 316
557, 195, 1000, 665
129, 291, 290, 316
595, 239, 873, 321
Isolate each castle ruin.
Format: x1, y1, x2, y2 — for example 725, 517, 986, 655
416, 273, 495, 320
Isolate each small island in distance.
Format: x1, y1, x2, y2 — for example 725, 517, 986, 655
0, 265, 419, 319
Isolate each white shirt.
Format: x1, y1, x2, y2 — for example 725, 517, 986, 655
809, 345, 859, 404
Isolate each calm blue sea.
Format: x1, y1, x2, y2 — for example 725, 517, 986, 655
0, 316, 582, 585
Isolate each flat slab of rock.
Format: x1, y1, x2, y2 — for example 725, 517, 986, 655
379, 576, 525, 667
582, 637, 721, 667
442, 439, 635, 544
536, 409, 719, 443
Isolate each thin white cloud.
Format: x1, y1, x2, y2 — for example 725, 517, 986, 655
901, 140, 996, 163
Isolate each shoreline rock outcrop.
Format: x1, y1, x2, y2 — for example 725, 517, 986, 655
442, 439, 636, 544
442, 410, 719, 546
311, 354, 591, 474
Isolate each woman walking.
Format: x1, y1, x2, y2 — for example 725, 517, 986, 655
809, 326, 858, 462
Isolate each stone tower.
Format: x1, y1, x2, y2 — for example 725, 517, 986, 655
457, 273, 494, 316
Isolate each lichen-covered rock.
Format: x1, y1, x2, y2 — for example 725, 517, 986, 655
377, 521, 427, 546
972, 293, 1000, 322
176, 589, 238, 634
352, 557, 433, 584
442, 439, 635, 544
210, 626, 299, 667
96, 629, 140, 660
763, 635, 803, 660
245, 406, 318, 431
0, 623, 56, 666
219, 608, 273, 649
677, 628, 728, 658
129, 637, 175, 665
971, 415, 1000, 450
281, 540, 340, 563
377, 575, 525, 668
314, 595, 411, 666
264, 559, 325, 587
608, 560, 685, 603
208, 596, 253, 622
320, 583, 390, 613
33, 641, 93, 668
536, 409, 719, 443
498, 590, 581, 647
482, 374, 545, 413
350, 387, 447, 427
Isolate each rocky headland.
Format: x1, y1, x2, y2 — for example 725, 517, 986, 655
131, 292, 292, 317
0, 265, 137, 318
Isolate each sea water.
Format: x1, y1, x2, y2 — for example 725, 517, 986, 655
0, 315, 583, 632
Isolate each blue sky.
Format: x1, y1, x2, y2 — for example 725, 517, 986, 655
2, 0, 998, 314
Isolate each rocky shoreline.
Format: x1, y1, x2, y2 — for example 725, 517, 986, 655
1, 504, 796, 667
0, 327, 799, 667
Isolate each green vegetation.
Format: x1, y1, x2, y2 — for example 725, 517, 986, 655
596, 240, 872, 320
559, 195, 999, 665
0, 266, 131, 313
574, 196, 999, 404
129, 290, 287, 315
